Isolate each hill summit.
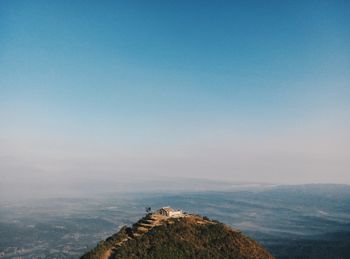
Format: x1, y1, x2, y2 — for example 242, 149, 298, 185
81, 207, 274, 259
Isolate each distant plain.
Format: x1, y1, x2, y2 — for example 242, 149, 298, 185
1, 181, 350, 258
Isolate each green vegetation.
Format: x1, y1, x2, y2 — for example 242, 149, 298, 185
81, 226, 129, 259
81, 214, 274, 259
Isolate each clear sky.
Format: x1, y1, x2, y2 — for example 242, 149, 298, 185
1, 0, 350, 199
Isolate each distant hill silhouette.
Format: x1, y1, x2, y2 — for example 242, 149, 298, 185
81, 210, 274, 259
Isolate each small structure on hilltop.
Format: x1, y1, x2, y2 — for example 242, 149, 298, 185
158, 206, 183, 217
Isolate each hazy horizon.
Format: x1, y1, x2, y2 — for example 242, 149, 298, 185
1, 0, 350, 202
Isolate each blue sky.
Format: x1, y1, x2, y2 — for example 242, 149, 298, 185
0, 0, 350, 198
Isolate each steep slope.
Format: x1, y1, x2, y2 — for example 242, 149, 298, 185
82, 213, 274, 259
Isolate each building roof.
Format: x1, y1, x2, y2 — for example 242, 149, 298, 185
160, 207, 174, 213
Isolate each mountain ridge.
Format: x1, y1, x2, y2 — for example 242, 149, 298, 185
82, 208, 274, 259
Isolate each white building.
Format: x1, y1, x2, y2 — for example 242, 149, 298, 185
158, 206, 183, 217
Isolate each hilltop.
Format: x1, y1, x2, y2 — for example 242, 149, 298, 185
81, 208, 274, 259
